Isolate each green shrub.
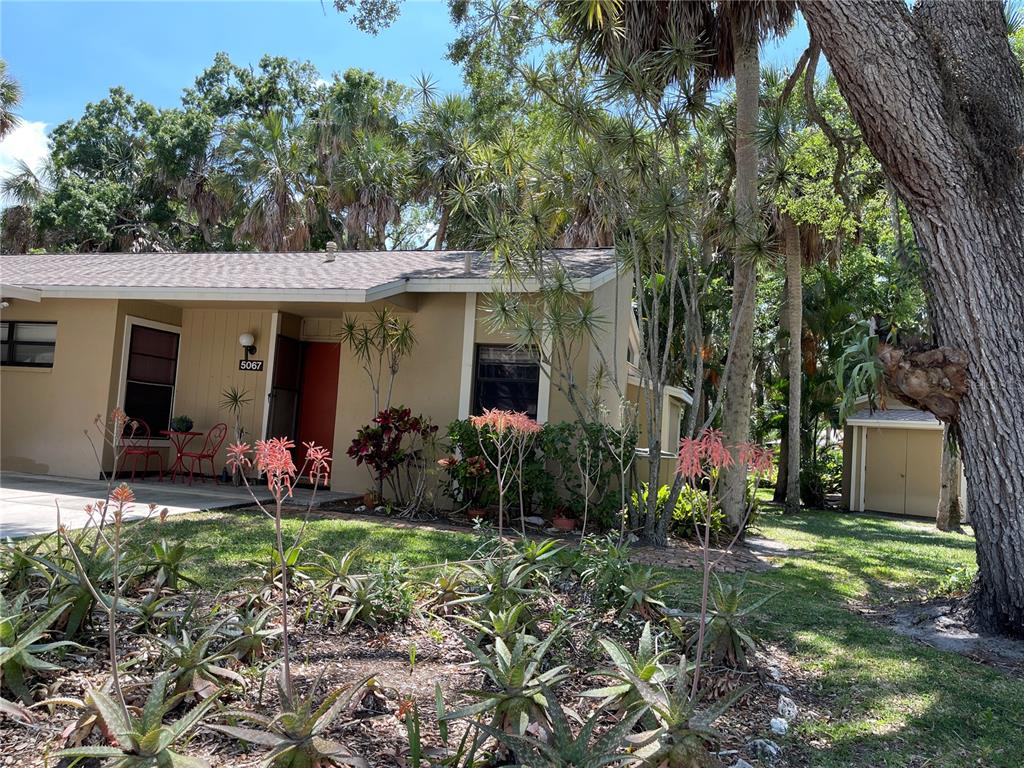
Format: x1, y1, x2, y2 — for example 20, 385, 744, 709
631, 483, 727, 541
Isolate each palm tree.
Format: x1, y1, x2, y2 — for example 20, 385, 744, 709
221, 111, 315, 252
1, 159, 47, 253
330, 131, 411, 249
0, 59, 21, 139
714, 0, 796, 529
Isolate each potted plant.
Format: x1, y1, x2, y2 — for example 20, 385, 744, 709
551, 505, 576, 532
169, 415, 194, 433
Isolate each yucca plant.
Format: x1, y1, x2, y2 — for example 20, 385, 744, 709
582, 622, 671, 722
0, 594, 78, 703
159, 623, 243, 699
682, 575, 775, 669
443, 628, 569, 736
55, 672, 221, 767
207, 675, 369, 768
478, 683, 650, 767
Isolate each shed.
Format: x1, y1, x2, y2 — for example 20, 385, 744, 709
841, 400, 967, 519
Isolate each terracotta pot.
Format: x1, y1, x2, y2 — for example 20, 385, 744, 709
467, 507, 488, 521
551, 515, 576, 532
363, 492, 380, 508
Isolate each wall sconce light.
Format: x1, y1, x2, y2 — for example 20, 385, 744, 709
239, 332, 257, 358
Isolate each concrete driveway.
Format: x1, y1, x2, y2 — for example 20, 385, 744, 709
0, 471, 352, 538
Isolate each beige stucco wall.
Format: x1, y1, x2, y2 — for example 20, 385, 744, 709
331, 293, 464, 494
0, 298, 119, 478
172, 308, 273, 471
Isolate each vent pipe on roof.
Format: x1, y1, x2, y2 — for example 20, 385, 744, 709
325, 241, 337, 263
464, 251, 472, 275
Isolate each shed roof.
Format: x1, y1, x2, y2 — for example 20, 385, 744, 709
0, 248, 617, 303
846, 408, 943, 429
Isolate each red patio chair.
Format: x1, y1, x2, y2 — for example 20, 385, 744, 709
118, 419, 164, 482
182, 422, 228, 485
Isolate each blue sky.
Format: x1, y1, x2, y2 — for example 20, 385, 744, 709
0, 1, 808, 179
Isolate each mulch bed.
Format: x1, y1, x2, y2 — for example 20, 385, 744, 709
1, 572, 813, 767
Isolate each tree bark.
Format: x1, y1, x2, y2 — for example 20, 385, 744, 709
718, 31, 760, 530
783, 215, 802, 514
803, 0, 1024, 636
773, 428, 788, 503
936, 423, 963, 532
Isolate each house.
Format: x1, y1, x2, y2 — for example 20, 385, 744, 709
840, 398, 967, 519
0, 248, 679, 495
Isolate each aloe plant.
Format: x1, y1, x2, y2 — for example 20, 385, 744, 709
442, 628, 569, 736
158, 623, 243, 699
55, 672, 221, 767
478, 683, 650, 767
582, 622, 671, 722
0, 594, 78, 703
207, 675, 369, 768
135, 536, 201, 591
223, 604, 282, 663
682, 575, 776, 669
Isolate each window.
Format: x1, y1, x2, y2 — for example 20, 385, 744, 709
123, 323, 180, 433
472, 344, 540, 419
0, 321, 57, 367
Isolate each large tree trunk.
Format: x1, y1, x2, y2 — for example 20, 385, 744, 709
718, 31, 761, 530
803, 0, 1024, 636
783, 216, 802, 514
936, 423, 963, 532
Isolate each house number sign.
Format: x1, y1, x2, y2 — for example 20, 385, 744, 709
239, 359, 264, 371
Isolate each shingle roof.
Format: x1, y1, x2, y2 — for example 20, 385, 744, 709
846, 407, 942, 426
0, 249, 617, 302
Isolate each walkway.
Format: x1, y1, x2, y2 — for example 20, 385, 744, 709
0, 471, 353, 538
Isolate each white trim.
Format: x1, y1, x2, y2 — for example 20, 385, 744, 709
116, 315, 183, 437
457, 293, 476, 419
858, 426, 867, 512
626, 373, 693, 406
260, 311, 280, 440
850, 423, 860, 511
846, 418, 943, 431
536, 332, 552, 424
0, 284, 42, 302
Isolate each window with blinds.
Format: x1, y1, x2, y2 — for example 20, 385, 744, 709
472, 344, 540, 419
123, 324, 180, 432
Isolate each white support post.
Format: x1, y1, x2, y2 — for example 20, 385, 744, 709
850, 425, 859, 511
457, 293, 476, 419
260, 311, 279, 440
537, 332, 552, 424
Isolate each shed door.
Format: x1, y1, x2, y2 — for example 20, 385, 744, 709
904, 430, 942, 517
863, 428, 908, 515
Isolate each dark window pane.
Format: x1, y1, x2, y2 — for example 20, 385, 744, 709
124, 382, 174, 433
130, 326, 178, 359
473, 344, 540, 418
127, 353, 177, 384
0, 323, 8, 341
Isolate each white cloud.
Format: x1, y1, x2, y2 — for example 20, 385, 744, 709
0, 120, 50, 185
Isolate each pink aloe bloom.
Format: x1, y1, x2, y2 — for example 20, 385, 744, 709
699, 429, 734, 469
303, 442, 332, 484
254, 437, 297, 497
677, 436, 705, 478
110, 483, 135, 505
226, 442, 253, 471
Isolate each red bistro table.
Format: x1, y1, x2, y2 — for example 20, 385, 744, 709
160, 430, 203, 484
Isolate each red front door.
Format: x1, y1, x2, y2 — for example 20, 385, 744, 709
296, 342, 340, 466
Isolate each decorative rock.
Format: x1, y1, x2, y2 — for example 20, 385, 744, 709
354, 505, 367, 513
746, 738, 782, 761
374, 505, 386, 514
778, 695, 798, 720
729, 760, 755, 768
765, 681, 791, 695
766, 665, 783, 681
770, 717, 789, 736
524, 516, 546, 528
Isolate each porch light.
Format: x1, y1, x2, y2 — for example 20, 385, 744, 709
239, 332, 257, 356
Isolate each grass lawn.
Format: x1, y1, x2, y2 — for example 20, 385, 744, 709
148, 507, 1023, 767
